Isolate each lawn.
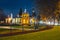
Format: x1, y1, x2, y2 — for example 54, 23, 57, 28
10, 25, 34, 29
10, 25, 46, 29
0, 25, 46, 34
0, 26, 60, 40
0, 28, 22, 34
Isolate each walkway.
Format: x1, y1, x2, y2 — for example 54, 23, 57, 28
0, 26, 34, 30
0, 25, 53, 37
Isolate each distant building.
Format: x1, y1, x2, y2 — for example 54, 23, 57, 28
5, 9, 37, 26
12, 18, 21, 24
21, 9, 30, 25
5, 15, 12, 24
30, 17, 36, 26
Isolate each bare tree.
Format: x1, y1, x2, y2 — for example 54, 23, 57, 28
19, 8, 23, 17
35, 0, 58, 21
0, 8, 7, 21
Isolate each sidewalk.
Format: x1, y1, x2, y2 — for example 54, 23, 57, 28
0, 26, 53, 37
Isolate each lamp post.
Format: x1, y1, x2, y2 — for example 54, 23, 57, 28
34, 20, 38, 30
22, 24, 24, 32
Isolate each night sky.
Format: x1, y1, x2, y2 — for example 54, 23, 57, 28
0, 0, 35, 17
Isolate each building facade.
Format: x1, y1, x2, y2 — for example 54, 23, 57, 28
5, 9, 36, 26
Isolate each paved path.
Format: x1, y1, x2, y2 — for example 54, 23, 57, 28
0, 26, 34, 30
0, 25, 53, 37
0, 26, 11, 29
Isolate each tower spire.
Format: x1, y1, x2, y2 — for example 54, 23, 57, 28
11, 13, 13, 19
24, 9, 27, 13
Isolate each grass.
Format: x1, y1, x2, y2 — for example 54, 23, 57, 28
0, 28, 8, 32
0, 28, 10, 34
0, 25, 45, 34
10, 25, 35, 29
0, 26, 60, 40
10, 25, 46, 29
0, 28, 22, 34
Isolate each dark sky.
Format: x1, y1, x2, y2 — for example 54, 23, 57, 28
0, 0, 35, 17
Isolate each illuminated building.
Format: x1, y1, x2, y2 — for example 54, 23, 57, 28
5, 9, 36, 26
11, 13, 13, 19
30, 17, 36, 26
12, 14, 21, 24
21, 9, 30, 25
5, 15, 12, 24
30, 17, 35, 24
12, 18, 21, 24
5, 13, 13, 24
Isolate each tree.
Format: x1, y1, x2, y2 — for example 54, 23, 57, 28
19, 8, 23, 17
54, 0, 60, 24
0, 8, 7, 21
32, 8, 36, 17
35, 0, 58, 21
37, 14, 41, 21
